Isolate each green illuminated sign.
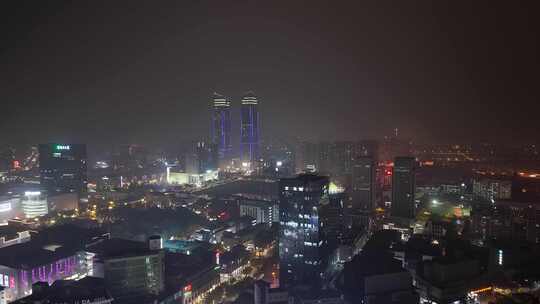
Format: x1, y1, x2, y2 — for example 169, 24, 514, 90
55, 145, 71, 151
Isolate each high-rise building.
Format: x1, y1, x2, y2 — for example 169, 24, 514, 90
279, 174, 329, 288
211, 92, 232, 160
320, 190, 346, 259
169, 141, 219, 187
21, 191, 48, 218
296, 140, 378, 176
185, 141, 218, 174
38, 144, 87, 201
391, 157, 416, 219
350, 156, 375, 211
240, 91, 260, 169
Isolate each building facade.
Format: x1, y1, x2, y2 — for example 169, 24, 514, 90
238, 198, 279, 225
211, 92, 232, 160
279, 174, 329, 288
472, 177, 512, 202
38, 144, 87, 202
240, 91, 260, 170
350, 156, 375, 211
391, 157, 416, 220
87, 239, 165, 303
20, 191, 48, 219
0, 253, 86, 302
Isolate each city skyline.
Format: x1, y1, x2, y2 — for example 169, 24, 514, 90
1, 1, 539, 146
1, 2, 540, 303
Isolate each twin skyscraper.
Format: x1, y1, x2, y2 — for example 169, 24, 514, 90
211, 91, 260, 170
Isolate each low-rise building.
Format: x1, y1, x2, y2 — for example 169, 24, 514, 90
338, 251, 418, 304
219, 245, 250, 283
86, 238, 165, 303
11, 277, 113, 304
161, 251, 220, 304
415, 256, 483, 304
0, 224, 105, 302
0, 225, 32, 249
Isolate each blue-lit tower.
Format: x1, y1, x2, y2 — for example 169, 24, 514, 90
240, 91, 260, 169
279, 174, 329, 288
211, 92, 232, 160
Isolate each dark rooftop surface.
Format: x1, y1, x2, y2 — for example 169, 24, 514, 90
339, 250, 410, 301
0, 225, 30, 240
12, 277, 112, 304
362, 229, 401, 253
0, 224, 106, 269
280, 174, 329, 184
348, 251, 405, 277
0, 242, 75, 269
86, 238, 154, 259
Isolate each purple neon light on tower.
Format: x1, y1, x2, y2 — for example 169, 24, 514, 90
211, 92, 232, 160
240, 91, 260, 169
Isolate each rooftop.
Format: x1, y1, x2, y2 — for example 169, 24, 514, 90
12, 277, 112, 304
0, 224, 106, 269
0, 225, 31, 241
280, 174, 329, 186
86, 238, 155, 259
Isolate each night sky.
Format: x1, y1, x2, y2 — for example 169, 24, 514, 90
1, 1, 538, 146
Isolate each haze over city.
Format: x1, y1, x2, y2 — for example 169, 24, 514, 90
1, 2, 540, 304
2, 1, 538, 146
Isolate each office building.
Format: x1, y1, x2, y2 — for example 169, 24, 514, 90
186, 141, 218, 174
238, 196, 279, 225
471, 200, 540, 244
38, 143, 87, 201
279, 174, 329, 288
320, 191, 346, 259
296, 140, 378, 177
168, 141, 219, 187
211, 92, 232, 160
391, 157, 416, 220
240, 91, 260, 170
86, 238, 164, 303
350, 156, 375, 211
472, 177, 512, 202
21, 191, 48, 218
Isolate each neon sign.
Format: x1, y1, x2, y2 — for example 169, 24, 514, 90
55, 145, 71, 151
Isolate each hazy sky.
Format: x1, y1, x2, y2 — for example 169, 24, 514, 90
1, 1, 538, 146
